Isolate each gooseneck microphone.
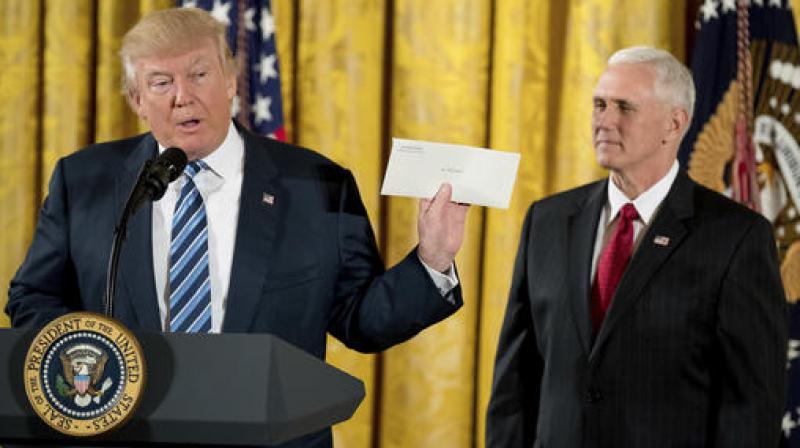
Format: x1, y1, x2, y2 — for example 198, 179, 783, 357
105, 147, 189, 317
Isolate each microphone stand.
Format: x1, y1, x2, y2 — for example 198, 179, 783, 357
104, 160, 153, 317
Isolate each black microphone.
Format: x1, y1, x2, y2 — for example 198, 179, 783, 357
141, 147, 189, 201
104, 147, 188, 317
125, 147, 188, 223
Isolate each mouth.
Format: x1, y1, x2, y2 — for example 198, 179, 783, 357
176, 118, 202, 131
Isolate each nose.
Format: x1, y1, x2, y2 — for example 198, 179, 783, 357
173, 76, 194, 108
594, 105, 619, 130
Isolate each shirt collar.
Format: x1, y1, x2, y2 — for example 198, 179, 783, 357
157, 121, 244, 181
606, 160, 679, 225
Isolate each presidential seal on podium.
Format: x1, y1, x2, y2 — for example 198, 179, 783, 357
23, 312, 146, 436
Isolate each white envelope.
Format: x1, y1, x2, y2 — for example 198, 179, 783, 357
380, 138, 521, 209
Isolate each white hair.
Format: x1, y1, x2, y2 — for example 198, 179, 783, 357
608, 46, 695, 124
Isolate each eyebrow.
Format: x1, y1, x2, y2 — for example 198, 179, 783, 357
593, 97, 638, 109
144, 70, 172, 79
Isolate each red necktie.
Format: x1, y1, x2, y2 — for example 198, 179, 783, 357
591, 203, 639, 331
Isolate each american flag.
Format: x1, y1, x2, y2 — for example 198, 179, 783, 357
179, 0, 286, 141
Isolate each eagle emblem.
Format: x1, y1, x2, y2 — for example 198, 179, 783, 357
58, 343, 113, 408
690, 40, 800, 303
24, 313, 146, 437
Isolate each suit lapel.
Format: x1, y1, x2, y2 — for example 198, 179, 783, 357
116, 135, 162, 331
566, 181, 606, 356
590, 171, 694, 361
222, 129, 281, 332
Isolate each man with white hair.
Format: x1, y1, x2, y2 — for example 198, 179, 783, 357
486, 46, 787, 447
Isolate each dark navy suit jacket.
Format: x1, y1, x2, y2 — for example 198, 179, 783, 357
7, 124, 462, 447
486, 171, 787, 448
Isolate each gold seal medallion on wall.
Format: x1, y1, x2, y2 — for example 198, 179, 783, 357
23, 312, 146, 437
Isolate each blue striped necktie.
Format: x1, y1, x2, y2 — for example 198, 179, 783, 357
169, 160, 212, 333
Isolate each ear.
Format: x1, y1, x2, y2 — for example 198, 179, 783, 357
226, 72, 237, 100
664, 107, 690, 144
128, 87, 146, 120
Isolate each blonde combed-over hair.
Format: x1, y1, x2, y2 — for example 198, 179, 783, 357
120, 7, 237, 104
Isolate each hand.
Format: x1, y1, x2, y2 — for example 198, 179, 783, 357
417, 183, 470, 272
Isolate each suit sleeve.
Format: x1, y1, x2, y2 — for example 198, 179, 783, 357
7, 159, 80, 327
326, 170, 462, 353
713, 215, 788, 447
486, 205, 543, 447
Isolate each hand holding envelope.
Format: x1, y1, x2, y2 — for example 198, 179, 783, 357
417, 183, 469, 272
382, 138, 521, 272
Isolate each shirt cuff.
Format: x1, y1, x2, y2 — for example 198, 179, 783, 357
417, 253, 459, 301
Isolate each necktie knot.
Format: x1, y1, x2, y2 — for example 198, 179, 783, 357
184, 160, 208, 179
620, 203, 639, 222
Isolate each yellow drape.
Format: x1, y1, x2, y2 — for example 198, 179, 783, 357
0, 0, 41, 329
0, 0, 172, 328
381, 0, 489, 445
478, 1, 561, 444
4, 1, 786, 446
292, 1, 386, 445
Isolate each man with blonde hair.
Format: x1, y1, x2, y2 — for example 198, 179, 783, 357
486, 46, 787, 447
8, 8, 468, 447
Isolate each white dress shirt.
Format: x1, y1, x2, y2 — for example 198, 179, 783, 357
153, 123, 458, 332
153, 123, 244, 333
590, 160, 679, 279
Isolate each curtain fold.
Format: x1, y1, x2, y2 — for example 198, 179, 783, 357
381, 0, 490, 445
96, 0, 146, 142
477, 0, 560, 444
41, 0, 95, 192
0, 0, 42, 328
293, 1, 387, 445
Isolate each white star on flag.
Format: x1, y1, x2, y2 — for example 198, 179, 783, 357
210, 0, 231, 25
258, 54, 278, 84
784, 411, 798, 438
245, 7, 256, 31
769, 0, 783, 7
721, 0, 737, 13
261, 7, 275, 40
701, 0, 719, 22
252, 95, 273, 124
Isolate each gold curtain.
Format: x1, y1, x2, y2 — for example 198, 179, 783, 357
0, 0, 173, 328
6, 0, 788, 446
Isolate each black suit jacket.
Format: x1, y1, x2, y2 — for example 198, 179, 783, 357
7, 125, 462, 447
486, 171, 787, 448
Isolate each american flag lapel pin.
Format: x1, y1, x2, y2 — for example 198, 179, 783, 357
262, 192, 275, 206
653, 235, 670, 246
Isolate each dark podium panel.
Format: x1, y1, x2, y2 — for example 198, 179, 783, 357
0, 329, 365, 446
